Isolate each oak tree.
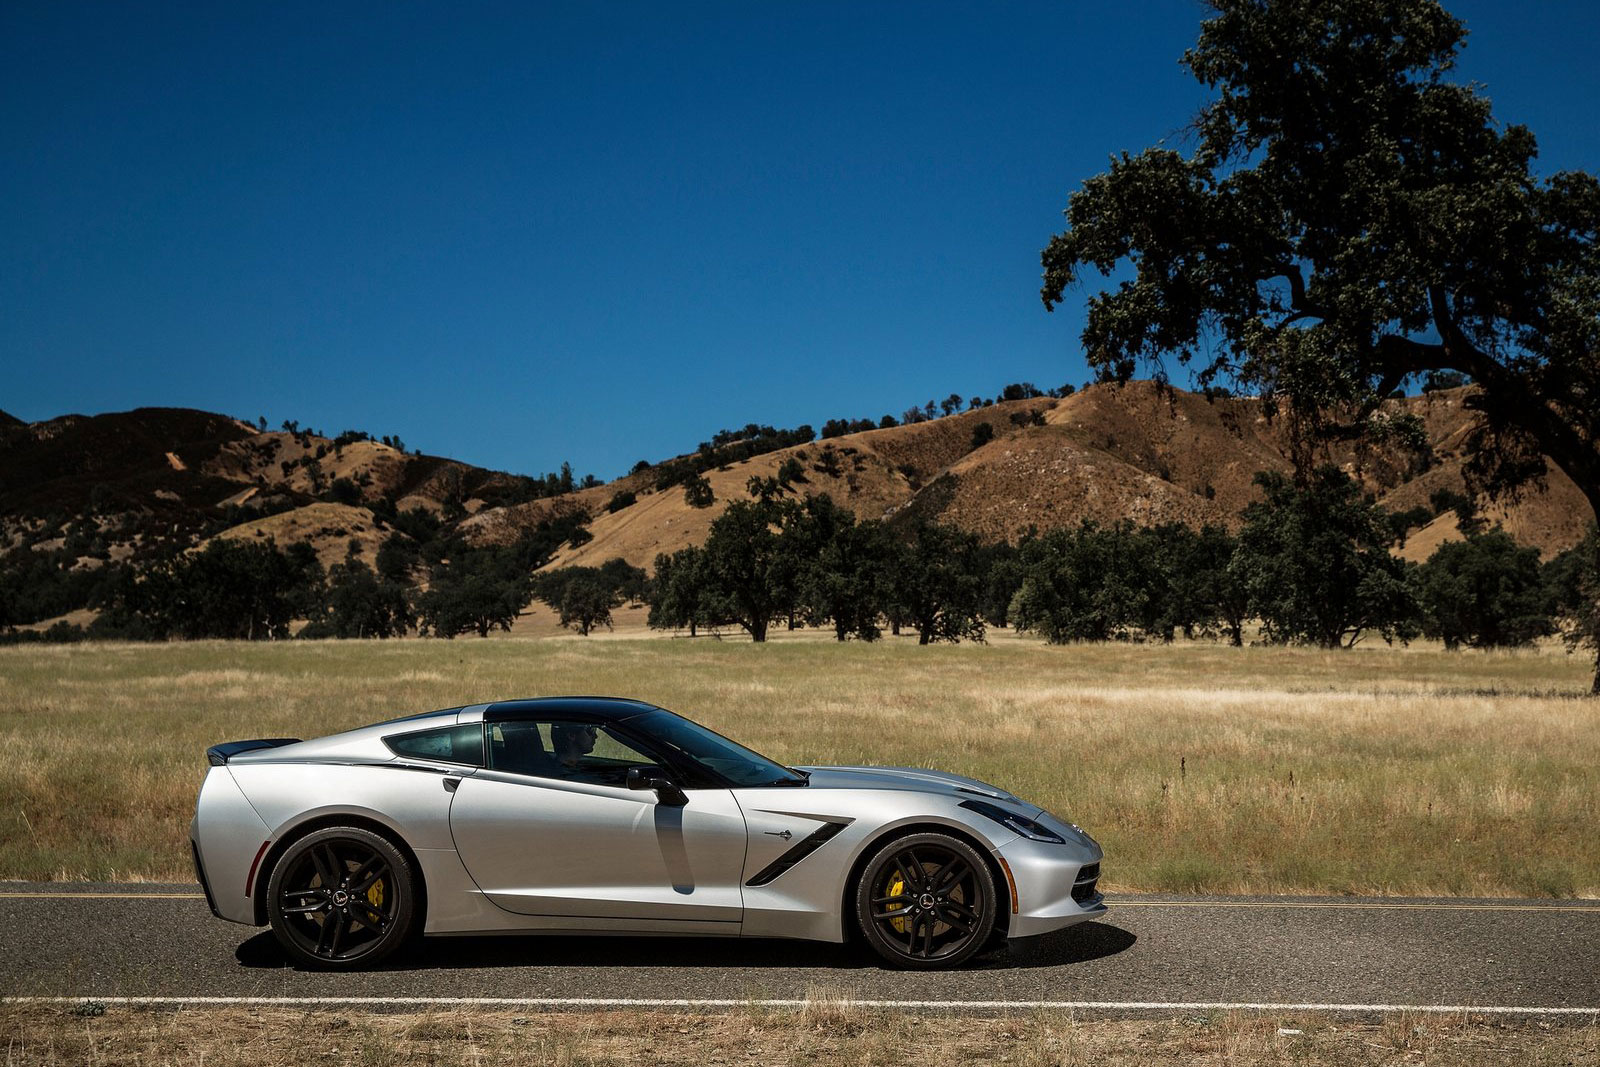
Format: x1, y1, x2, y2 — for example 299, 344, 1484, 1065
1041, 0, 1600, 687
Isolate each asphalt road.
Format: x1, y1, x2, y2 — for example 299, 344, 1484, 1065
3, 884, 1598, 1012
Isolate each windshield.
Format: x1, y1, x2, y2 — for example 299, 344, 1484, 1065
632, 709, 805, 787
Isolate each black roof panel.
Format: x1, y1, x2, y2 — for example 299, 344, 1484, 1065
482, 696, 663, 723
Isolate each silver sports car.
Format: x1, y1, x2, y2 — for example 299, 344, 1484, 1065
191, 697, 1105, 970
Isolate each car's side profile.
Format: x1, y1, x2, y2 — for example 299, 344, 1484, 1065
191, 697, 1105, 970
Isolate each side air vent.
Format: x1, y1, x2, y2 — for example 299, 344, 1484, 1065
745, 821, 847, 887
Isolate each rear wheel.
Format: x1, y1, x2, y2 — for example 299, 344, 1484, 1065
855, 832, 996, 969
265, 826, 416, 970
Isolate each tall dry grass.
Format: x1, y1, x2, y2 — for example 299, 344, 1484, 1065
1, 1005, 1595, 1066
0, 633, 1595, 895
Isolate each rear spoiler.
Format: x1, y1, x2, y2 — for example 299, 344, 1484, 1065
206, 738, 302, 766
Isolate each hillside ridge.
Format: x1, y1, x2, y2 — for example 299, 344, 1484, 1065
1, 384, 1585, 602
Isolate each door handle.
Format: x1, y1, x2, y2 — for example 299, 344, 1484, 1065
443, 777, 460, 793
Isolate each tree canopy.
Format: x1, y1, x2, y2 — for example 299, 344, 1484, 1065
1041, 0, 1600, 686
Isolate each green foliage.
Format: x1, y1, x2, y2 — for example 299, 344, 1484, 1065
557, 573, 620, 636
1386, 505, 1436, 548
999, 383, 1043, 401
389, 505, 444, 548
1545, 530, 1600, 692
886, 522, 986, 645
414, 548, 526, 639
374, 533, 421, 582
977, 541, 1023, 629
1146, 523, 1238, 641
1012, 522, 1164, 643
532, 567, 621, 636
0, 541, 127, 628
820, 417, 880, 439
302, 557, 414, 639
413, 517, 585, 639
696, 493, 796, 642
785, 495, 884, 641
1008, 522, 1245, 645
650, 424, 815, 492
96, 538, 324, 641
1427, 488, 1482, 534
683, 474, 715, 509
1416, 530, 1552, 650
533, 559, 646, 636
597, 558, 649, 604
327, 477, 362, 506
646, 547, 734, 636
969, 422, 996, 450
1233, 468, 1420, 648
776, 456, 807, 486
605, 489, 637, 513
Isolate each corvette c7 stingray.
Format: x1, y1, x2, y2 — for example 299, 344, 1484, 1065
192, 697, 1105, 970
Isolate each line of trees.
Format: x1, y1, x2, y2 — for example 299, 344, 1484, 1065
819, 380, 1079, 438
631, 471, 1596, 656
1, 506, 597, 643
5, 465, 1593, 658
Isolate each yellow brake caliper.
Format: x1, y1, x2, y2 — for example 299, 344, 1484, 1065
366, 879, 385, 910
886, 875, 908, 933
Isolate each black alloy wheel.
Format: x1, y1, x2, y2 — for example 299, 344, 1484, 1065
855, 832, 997, 969
265, 826, 417, 970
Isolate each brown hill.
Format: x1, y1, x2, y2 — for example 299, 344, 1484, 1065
0, 410, 539, 570
503, 383, 1588, 575
486, 399, 1056, 570
207, 502, 392, 571
5, 384, 1589, 613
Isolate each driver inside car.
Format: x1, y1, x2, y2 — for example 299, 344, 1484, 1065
550, 723, 598, 773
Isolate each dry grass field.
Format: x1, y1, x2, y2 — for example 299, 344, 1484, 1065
2, 1002, 1595, 1066
0, 633, 1596, 896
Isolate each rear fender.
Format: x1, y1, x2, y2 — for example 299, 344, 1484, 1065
190, 768, 272, 925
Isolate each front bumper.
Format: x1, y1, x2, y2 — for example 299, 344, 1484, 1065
994, 833, 1106, 939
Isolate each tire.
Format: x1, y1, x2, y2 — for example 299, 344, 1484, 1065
854, 832, 997, 970
265, 826, 417, 970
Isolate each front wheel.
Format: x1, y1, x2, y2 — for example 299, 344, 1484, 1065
855, 832, 997, 969
265, 826, 417, 970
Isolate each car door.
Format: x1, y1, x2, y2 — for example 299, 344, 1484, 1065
448, 717, 749, 928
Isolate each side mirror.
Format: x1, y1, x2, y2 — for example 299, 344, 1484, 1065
626, 766, 687, 806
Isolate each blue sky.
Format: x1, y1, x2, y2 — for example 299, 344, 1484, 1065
4, 1, 1597, 481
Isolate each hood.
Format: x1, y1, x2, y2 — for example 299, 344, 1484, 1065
797, 765, 1023, 804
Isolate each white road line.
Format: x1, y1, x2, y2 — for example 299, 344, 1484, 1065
0, 893, 205, 900
2, 996, 1596, 1015
1111, 901, 1600, 913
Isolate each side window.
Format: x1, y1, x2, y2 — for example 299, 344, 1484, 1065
487, 719, 662, 787
385, 723, 483, 766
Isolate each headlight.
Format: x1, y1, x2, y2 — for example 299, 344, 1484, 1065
959, 799, 1065, 843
